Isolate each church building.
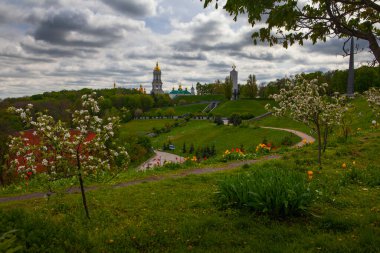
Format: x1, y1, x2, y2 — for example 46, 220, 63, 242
169, 85, 192, 98
151, 62, 164, 94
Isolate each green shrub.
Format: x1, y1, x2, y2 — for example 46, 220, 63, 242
228, 113, 242, 126
216, 166, 313, 217
214, 115, 224, 125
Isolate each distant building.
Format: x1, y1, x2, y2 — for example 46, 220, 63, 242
230, 64, 239, 100
151, 62, 164, 95
169, 85, 192, 99
191, 85, 195, 95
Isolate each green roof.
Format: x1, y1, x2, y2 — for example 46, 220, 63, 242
169, 89, 191, 95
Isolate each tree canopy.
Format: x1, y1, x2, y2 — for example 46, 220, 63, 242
201, 0, 380, 64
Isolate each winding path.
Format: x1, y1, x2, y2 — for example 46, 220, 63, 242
0, 127, 314, 204
261, 126, 315, 147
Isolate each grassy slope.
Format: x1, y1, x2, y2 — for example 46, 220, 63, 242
1, 129, 379, 252
173, 95, 226, 104
1, 97, 379, 252
119, 119, 175, 137
212, 99, 275, 117
151, 120, 300, 155
151, 103, 209, 115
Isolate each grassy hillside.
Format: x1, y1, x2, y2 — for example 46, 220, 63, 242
151, 120, 300, 156
119, 119, 175, 137
1, 97, 379, 252
151, 103, 209, 116
1, 129, 379, 252
173, 95, 225, 104
212, 99, 274, 117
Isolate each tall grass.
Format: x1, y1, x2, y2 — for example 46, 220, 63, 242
216, 166, 313, 217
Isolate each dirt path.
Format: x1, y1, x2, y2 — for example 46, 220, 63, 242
261, 126, 315, 147
0, 155, 280, 203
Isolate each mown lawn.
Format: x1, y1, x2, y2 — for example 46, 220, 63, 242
173, 95, 226, 104
150, 120, 300, 156
212, 99, 274, 117
151, 103, 209, 116
119, 119, 175, 137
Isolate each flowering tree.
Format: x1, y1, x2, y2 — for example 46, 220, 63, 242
7, 92, 129, 218
266, 78, 346, 168
364, 87, 380, 118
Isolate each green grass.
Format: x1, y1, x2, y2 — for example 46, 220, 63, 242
152, 103, 209, 116
119, 119, 175, 137
212, 99, 275, 117
173, 95, 226, 104
1, 130, 380, 252
151, 120, 300, 156
252, 115, 312, 133
1, 97, 380, 252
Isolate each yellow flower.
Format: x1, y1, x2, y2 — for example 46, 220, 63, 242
342, 163, 347, 169
352, 161, 356, 165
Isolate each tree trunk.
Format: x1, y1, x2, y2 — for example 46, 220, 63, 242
369, 38, 380, 65
77, 152, 90, 219
316, 121, 322, 169
323, 127, 328, 153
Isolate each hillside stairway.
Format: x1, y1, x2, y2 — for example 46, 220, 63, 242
202, 101, 219, 113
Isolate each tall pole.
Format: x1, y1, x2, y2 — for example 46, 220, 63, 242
347, 37, 355, 97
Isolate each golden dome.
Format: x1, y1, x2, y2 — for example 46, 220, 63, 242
154, 62, 160, 71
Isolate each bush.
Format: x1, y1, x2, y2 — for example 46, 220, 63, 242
228, 113, 242, 126
216, 166, 313, 217
214, 115, 224, 125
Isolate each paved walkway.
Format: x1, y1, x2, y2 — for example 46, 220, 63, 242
261, 126, 315, 147
139, 151, 185, 171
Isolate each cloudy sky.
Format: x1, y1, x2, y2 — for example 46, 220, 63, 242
0, 0, 373, 99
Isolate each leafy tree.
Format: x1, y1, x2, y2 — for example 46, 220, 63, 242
243, 74, 258, 99
202, 0, 380, 64
7, 93, 129, 218
266, 77, 345, 168
365, 87, 380, 118
134, 108, 143, 119
224, 76, 233, 100
165, 108, 175, 118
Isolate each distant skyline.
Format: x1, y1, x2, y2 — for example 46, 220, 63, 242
0, 0, 373, 99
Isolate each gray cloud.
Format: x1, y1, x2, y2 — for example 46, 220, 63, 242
21, 42, 98, 58
100, 0, 156, 17
304, 38, 369, 56
33, 8, 142, 47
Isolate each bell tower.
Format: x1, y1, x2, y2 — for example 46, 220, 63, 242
151, 62, 164, 94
